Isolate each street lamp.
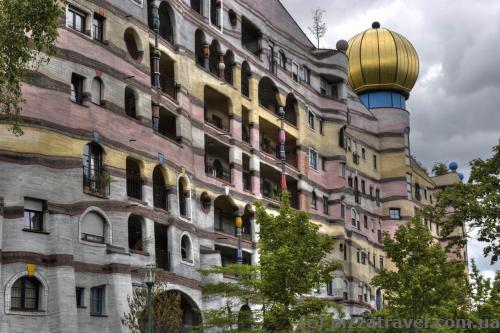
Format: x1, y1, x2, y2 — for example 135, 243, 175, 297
144, 264, 156, 333
235, 215, 243, 264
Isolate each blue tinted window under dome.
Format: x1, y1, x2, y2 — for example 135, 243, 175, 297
359, 91, 406, 110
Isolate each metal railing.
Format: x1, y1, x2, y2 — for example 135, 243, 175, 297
153, 185, 168, 210
126, 173, 143, 200
160, 76, 178, 101
82, 168, 110, 197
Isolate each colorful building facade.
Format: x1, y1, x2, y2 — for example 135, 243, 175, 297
0, 1, 466, 332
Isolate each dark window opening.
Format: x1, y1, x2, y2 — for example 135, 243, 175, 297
155, 222, 170, 270
178, 177, 189, 217
209, 39, 221, 76
284, 94, 298, 126
83, 143, 107, 196
153, 166, 168, 210
258, 77, 279, 113
241, 17, 261, 56
158, 107, 177, 140
205, 135, 231, 183
223, 50, 235, 85
71, 73, 85, 104
76, 287, 85, 308
124, 28, 142, 61
308, 111, 315, 129
23, 198, 44, 232
190, 0, 202, 14
124, 87, 137, 118
158, 2, 174, 44
126, 158, 142, 200
311, 191, 317, 209
195, 29, 206, 67
128, 215, 143, 251
241, 61, 251, 98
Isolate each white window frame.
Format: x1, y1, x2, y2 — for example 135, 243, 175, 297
308, 148, 318, 170
308, 110, 315, 130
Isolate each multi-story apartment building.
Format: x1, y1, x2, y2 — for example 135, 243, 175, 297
0, 1, 466, 332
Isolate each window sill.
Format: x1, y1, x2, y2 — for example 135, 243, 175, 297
22, 228, 50, 235
6, 309, 47, 316
129, 249, 149, 256
181, 259, 194, 267
90, 314, 108, 317
83, 188, 108, 199
77, 306, 87, 309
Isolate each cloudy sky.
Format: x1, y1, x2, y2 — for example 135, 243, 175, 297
281, 0, 500, 278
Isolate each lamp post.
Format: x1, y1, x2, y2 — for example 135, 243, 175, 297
235, 215, 243, 264
144, 264, 156, 333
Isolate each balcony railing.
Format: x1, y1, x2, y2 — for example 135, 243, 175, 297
205, 114, 229, 132
153, 185, 168, 210
160, 76, 178, 101
126, 173, 143, 200
155, 249, 171, 271
83, 168, 110, 197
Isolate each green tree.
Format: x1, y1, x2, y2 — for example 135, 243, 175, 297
200, 191, 340, 332
0, 0, 62, 135
432, 162, 449, 176
121, 281, 184, 333
437, 141, 500, 263
371, 217, 469, 332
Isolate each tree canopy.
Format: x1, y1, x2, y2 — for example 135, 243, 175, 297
0, 0, 62, 135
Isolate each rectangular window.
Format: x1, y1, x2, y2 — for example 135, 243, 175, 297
71, 73, 85, 104
320, 76, 328, 95
361, 252, 366, 265
327, 281, 333, 296
92, 14, 104, 42
76, 287, 85, 308
347, 176, 353, 187
340, 204, 345, 220
308, 111, 315, 129
321, 156, 326, 171
376, 189, 381, 207
361, 180, 366, 194
23, 198, 44, 231
309, 148, 318, 170
356, 250, 360, 263
389, 208, 401, 220
369, 186, 373, 200
364, 215, 368, 228
406, 173, 413, 200
319, 118, 323, 134
67, 7, 86, 33
90, 285, 105, 316
302, 66, 311, 84
343, 243, 347, 260
292, 62, 299, 82
379, 256, 384, 269
373, 155, 378, 170
323, 196, 329, 215
339, 162, 346, 178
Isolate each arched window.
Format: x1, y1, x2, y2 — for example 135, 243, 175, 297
124, 27, 143, 61
278, 50, 286, 68
83, 142, 104, 194
238, 305, 253, 330
194, 29, 206, 68
11, 277, 41, 311
284, 93, 298, 126
128, 215, 143, 251
158, 2, 174, 43
91, 77, 103, 105
241, 61, 251, 97
223, 50, 234, 84
124, 87, 137, 118
212, 159, 223, 179
191, 0, 202, 14
209, 39, 221, 76
81, 211, 107, 243
180, 234, 193, 263
258, 77, 279, 113
178, 176, 191, 219
153, 166, 167, 210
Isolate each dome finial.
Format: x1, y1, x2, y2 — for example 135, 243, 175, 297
372, 21, 380, 29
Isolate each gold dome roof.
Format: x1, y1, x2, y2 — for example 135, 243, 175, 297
347, 22, 419, 96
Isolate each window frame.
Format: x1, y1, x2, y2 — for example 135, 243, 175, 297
389, 208, 401, 220
308, 148, 318, 170
67, 6, 87, 34
92, 13, 104, 42
71, 73, 85, 104
76, 287, 85, 308
291, 62, 299, 82
180, 233, 194, 264
308, 111, 315, 130
310, 191, 317, 209
10, 277, 40, 311
23, 198, 44, 232
90, 285, 105, 316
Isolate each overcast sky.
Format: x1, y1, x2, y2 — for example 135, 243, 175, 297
281, 0, 500, 278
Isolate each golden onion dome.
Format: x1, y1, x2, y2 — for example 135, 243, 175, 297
347, 22, 419, 96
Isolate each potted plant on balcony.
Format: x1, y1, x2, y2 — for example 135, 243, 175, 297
97, 171, 113, 197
